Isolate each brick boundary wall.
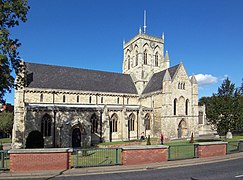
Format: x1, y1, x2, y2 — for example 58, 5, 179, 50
195, 142, 228, 158
122, 145, 168, 165
9, 148, 71, 172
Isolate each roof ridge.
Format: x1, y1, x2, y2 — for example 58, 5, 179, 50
25, 62, 127, 76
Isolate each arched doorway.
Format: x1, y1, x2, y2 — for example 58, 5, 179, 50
72, 128, 81, 148
26, 130, 44, 148
177, 119, 187, 138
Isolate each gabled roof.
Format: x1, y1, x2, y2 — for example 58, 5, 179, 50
25, 62, 138, 94
142, 64, 180, 94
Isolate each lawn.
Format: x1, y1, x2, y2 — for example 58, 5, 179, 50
0, 138, 11, 144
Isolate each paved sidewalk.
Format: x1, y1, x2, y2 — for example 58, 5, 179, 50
1, 152, 243, 179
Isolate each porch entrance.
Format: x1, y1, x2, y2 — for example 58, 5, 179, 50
72, 128, 81, 148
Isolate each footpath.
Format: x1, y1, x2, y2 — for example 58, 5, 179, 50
0, 152, 243, 179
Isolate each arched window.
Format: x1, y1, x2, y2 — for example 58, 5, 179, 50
143, 50, 147, 65
155, 52, 158, 66
185, 99, 189, 115
127, 98, 129, 104
174, 98, 177, 115
110, 113, 118, 132
63, 95, 66, 103
77, 95, 79, 103
128, 113, 135, 131
178, 82, 181, 89
89, 96, 92, 103
144, 113, 151, 130
101, 97, 103, 104
117, 97, 119, 104
135, 51, 138, 66
183, 83, 185, 90
41, 114, 51, 137
127, 55, 130, 70
91, 114, 98, 133
40, 94, 43, 102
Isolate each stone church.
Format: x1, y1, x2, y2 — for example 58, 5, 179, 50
12, 30, 210, 149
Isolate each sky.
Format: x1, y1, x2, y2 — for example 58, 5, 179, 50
4, 0, 243, 104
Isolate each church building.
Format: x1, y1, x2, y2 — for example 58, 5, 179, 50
12, 28, 209, 149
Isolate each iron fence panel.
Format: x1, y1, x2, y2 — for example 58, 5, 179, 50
227, 141, 239, 154
168, 144, 197, 161
72, 148, 122, 168
0, 150, 9, 170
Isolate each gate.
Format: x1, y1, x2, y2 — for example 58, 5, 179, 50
227, 141, 239, 154
0, 150, 9, 170
168, 144, 197, 161
72, 148, 122, 168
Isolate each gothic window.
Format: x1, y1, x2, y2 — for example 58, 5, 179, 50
117, 97, 119, 104
135, 51, 138, 66
63, 95, 66, 103
101, 97, 103, 104
183, 83, 185, 90
127, 98, 129, 104
41, 114, 51, 137
199, 111, 203, 124
127, 55, 130, 70
77, 95, 79, 103
40, 94, 43, 102
178, 82, 181, 89
110, 113, 118, 132
185, 99, 189, 115
174, 98, 177, 115
89, 96, 92, 103
144, 113, 151, 130
91, 114, 98, 133
128, 113, 135, 131
143, 50, 147, 65
155, 52, 158, 66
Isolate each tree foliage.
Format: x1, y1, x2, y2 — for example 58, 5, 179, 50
0, 0, 29, 103
0, 110, 13, 135
199, 78, 243, 135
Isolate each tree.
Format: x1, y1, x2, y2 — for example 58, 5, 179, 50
0, 111, 13, 136
0, 0, 29, 103
199, 78, 243, 135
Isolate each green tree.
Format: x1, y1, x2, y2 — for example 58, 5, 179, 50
0, 0, 29, 103
0, 111, 13, 136
199, 78, 243, 135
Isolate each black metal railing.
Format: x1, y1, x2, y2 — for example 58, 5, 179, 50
0, 150, 9, 170
227, 141, 240, 154
168, 144, 198, 161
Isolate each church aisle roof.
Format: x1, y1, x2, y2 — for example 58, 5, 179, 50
142, 64, 180, 94
25, 62, 138, 94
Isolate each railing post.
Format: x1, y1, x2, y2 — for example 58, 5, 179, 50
0, 151, 4, 168
168, 146, 171, 160
194, 144, 198, 158
115, 148, 118, 164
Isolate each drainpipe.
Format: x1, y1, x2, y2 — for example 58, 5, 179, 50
137, 110, 139, 139
100, 111, 103, 143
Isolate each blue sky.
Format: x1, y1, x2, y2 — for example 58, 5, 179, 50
4, 0, 243, 104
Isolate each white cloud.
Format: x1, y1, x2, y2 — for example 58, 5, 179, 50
193, 74, 218, 86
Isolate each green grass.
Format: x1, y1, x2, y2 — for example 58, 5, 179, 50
0, 138, 11, 144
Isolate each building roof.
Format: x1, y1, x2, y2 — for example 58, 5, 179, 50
142, 64, 180, 94
25, 62, 138, 94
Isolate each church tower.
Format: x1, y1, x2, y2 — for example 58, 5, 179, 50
122, 31, 170, 94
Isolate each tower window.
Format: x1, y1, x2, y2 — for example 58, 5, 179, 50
89, 96, 92, 103
117, 97, 119, 104
135, 51, 138, 66
77, 95, 79, 103
143, 50, 147, 65
155, 52, 158, 66
127, 55, 130, 70
63, 95, 66, 103
174, 98, 177, 115
101, 97, 103, 104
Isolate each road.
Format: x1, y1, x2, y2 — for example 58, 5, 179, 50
23, 158, 243, 180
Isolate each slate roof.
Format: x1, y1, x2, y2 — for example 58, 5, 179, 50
142, 64, 180, 94
25, 62, 138, 94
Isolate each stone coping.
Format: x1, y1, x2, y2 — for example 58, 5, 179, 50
122, 145, 168, 150
194, 141, 228, 146
8, 148, 71, 154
